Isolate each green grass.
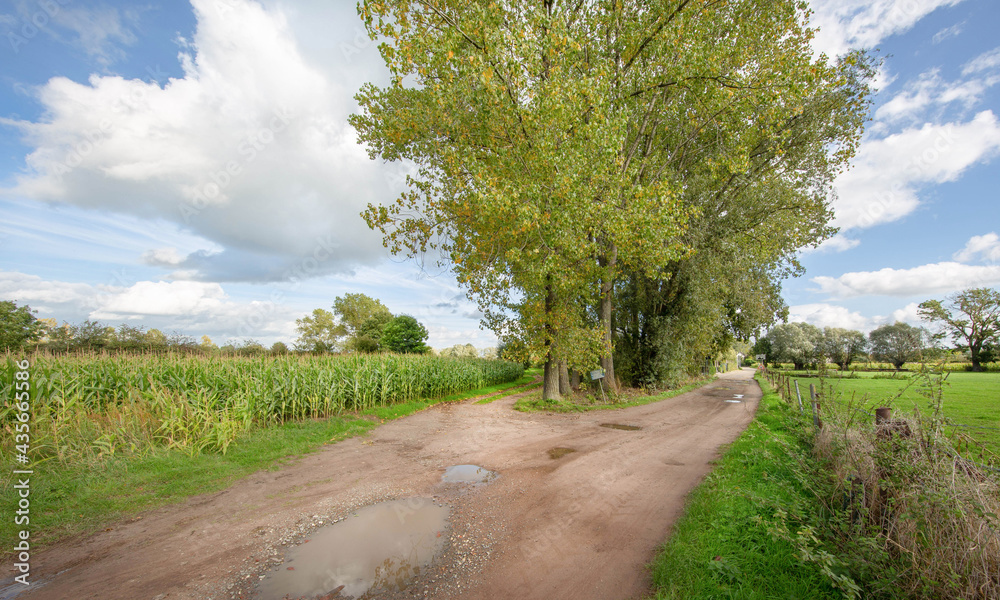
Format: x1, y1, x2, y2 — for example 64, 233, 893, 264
0, 378, 502, 556
788, 371, 1000, 457
474, 368, 543, 404
651, 376, 846, 599
512, 377, 710, 413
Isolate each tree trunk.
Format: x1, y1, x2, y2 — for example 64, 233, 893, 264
541, 277, 561, 401
598, 242, 619, 392
570, 368, 580, 390
543, 358, 561, 401
559, 360, 570, 396
970, 343, 983, 372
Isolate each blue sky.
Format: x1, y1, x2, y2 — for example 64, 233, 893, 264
1, 0, 998, 350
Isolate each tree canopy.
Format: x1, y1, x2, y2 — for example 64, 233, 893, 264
0, 301, 43, 351
765, 322, 822, 370
918, 288, 1000, 372
381, 315, 431, 354
869, 322, 926, 370
352, 0, 874, 396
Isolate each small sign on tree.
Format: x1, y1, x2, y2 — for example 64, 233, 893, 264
590, 368, 605, 380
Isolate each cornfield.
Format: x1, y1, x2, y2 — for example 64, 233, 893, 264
1, 353, 522, 460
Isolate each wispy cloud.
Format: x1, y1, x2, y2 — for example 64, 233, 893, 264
808, 0, 966, 57
932, 21, 964, 44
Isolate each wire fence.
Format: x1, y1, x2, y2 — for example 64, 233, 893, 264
758, 364, 1000, 476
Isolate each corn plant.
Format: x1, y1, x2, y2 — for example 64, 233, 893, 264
1, 353, 522, 465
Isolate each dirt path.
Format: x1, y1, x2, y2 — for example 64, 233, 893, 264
7, 368, 761, 600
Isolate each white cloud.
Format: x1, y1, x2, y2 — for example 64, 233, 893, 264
831, 111, 1000, 231
93, 281, 228, 318
875, 53, 1000, 124
49, 4, 139, 66
874, 70, 992, 123
0, 270, 298, 343
2, 0, 396, 283
0, 271, 99, 308
890, 302, 923, 325
789, 303, 873, 330
932, 22, 964, 44
141, 247, 186, 267
953, 232, 1000, 263
962, 46, 1000, 76
805, 233, 861, 253
812, 262, 1000, 299
808, 0, 965, 57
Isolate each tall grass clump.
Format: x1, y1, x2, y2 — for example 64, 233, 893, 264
0, 353, 522, 465
766, 367, 1000, 599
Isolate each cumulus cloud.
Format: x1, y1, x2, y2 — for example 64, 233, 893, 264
2, 0, 396, 283
93, 280, 228, 318
830, 111, 1000, 231
812, 262, 1000, 299
808, 0, 965, 58
0, 271, 99, 310
0, 270, 298, 342
953, 232, 1000, 263
141, 247, 186, 267
789, 303, 873, 330
890, 302, 923, 325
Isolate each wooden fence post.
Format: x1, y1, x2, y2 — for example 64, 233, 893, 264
794, 380, 804, 414
809, 383, 821, 428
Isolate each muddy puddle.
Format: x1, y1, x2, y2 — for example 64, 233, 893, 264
548, 447, 576, 459
441, 464, 497, 484
600, 423, 641, 431
255, 498, 448, 600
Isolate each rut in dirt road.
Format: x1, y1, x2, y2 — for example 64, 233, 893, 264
9, 368, 761, 600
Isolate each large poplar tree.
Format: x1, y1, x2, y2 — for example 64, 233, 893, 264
352, 0, 873, 398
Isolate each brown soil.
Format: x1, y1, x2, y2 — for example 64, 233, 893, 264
7, 368, 761, 600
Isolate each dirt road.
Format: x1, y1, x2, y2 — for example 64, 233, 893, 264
8, 368, 761, 600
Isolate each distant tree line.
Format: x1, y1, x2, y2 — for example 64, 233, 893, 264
0, 300, 283, 355
755, 287, 1000, 371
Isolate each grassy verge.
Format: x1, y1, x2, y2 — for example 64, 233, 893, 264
474, 369, 543, 404
650, 375, 850, 599
512, 377, 710, 413
1, 388, 482, 555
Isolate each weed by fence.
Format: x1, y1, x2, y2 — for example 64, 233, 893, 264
760, 364, 1000, 598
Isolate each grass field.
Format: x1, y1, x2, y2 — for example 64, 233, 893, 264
786, 370, 1000, 459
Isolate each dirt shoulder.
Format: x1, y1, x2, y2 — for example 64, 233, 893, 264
7, 368, 761, 600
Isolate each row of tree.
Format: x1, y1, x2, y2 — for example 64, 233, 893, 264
759, 288, 1000, 371
0, 300, 278, 354
0, 298, 483, 358
760, 322, 925, 370
352, 0, 877, 398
